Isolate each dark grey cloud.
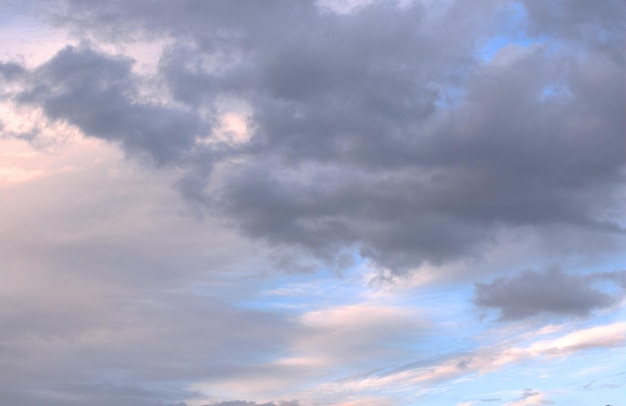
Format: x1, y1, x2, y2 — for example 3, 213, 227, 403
474, 269, 626, 320
520, 0, 625, 61
198, 1, 623, 271
0, 61, 26, 81
14, 44, 207, 166
5, 0, 625, 272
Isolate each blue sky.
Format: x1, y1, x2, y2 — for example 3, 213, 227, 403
0, 1, 624, 405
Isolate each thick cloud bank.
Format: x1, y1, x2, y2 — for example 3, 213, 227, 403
4, 0, 625, 272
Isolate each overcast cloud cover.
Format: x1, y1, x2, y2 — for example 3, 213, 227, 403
0, 0, 625, 405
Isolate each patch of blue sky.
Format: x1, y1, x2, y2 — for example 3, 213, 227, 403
434, 83, 466, 110
404, 286, 483, 346
540, 82, 571, 100
549, 348, 626, 406
233, 255, 371, 313
591, 278, 625, 300
477, 34, 539, 63
581, 303, 626, 332
437, 2, 539, 110
185, 251, 364, 307
475, 0, 546, 64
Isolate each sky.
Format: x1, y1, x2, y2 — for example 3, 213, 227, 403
0, 0, 624, 405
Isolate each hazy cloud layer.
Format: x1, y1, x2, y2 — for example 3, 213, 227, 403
0, 142, 295, 406
474, 269, 626, 320
1, 0, 621, 272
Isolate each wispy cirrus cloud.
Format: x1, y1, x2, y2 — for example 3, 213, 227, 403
306, 322, 626, 399
504, 388, 553, 406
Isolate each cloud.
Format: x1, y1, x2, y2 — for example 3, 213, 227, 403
0, 61, 26, 81
14, 44, 207, 166
188, 301, 429, 400
1, 2, 625, 405
297, 303, 428, 360
2, 0, 620, 273
474, 269, 626, 320
312, 322, 626, 396
0, 138, 297, 405
594, 270, 626, 289
520, 0, 625, 60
